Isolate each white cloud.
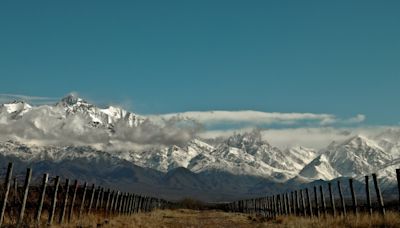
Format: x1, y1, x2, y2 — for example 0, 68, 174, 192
150, 110, 365, 127
199, 126, 398, 150
0, 93, 58, 105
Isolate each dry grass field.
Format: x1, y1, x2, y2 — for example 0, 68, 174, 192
44, 209, 400, 228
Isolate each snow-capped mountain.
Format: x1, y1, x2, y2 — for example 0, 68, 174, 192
1, 94, 400, 199
56, 94, 143, 128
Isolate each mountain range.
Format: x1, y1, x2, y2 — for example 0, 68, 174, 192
0, 94, 399, 201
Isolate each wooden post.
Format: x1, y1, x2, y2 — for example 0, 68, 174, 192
129, 194, 134, 214
134, 195, 140, 213
35, 173, 48, 224
137, 195, 143, 213
282, 193, 289, 215
122, 193, 127, 214
365, 176, 372, 216
291, 191, 296, 216
313, 186, 320, 218
300, 189, 306, 217
0, 162, 13, 226
131, 194, 137, 214
17, 168, 32, 226
349, 178, 358, 216
68, 180, 78, 222
337, 180, 346, 217
320, 185, 327, 217
128, 194, 133, 214
59, 179, 70, 224
272, 195, 276, 217
105, 190, 112, 214
372, 173, 385, 216
295, 190, 300, 216
126, 194, 131, 214
11, 177, 18, 220
119, 193, 125, 214
88, 184, 96, 214
396, 169, 400, 212
113, 191, 120, 213
328, 182, 336, 217
306, 188, 313, 218
78, 182, 88, 218
48, 176, 60, 225
99, 188, 105, 211
286, 193, 292, 215
95, 187, 102, 211
277, 195, 281, 215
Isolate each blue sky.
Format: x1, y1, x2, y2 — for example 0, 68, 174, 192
0, 0, 399, 127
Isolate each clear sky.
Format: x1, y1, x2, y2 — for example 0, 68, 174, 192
0, 0, 399, 126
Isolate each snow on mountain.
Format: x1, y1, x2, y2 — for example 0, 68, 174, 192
1, 95, 400, 186
325, 135, 392, 176
374, 128, 400, 158
299, 154, 340, 180
300, 135, 393, 180
56, 94, 143, 128
1, 101, 32, 115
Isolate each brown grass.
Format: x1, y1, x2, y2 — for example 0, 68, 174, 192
3, 209, 400, 227
56, 210, 400, 228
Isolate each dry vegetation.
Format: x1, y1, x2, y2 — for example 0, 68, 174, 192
38, 209, 400, 228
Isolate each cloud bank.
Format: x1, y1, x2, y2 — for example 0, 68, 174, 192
151, 110, 366, 127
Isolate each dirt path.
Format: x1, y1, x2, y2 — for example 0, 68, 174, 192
105, 209, 268, 228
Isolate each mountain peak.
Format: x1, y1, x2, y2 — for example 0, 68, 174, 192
226, 130, 265, 148
60, 94, 87, 106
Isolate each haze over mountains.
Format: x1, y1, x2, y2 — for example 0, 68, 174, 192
1, 94, 399, 201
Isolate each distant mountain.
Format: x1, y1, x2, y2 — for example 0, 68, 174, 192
1, 95, 400, 201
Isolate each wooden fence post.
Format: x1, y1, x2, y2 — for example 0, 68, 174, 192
122, 193, 127, 214
349, 178, 358, 216
105, 190, 112, 214
337, 180, 346, 217
128, 194, 133, 215
285, 193, 290, 215
372, 173, 385, 216
291, 191, 296, 216
113, 191, 120, 213
118, 193, 124, 215
95, 187, 102, 211
328, 182, 336, 217
313, 186, 320, 218
59, 179, 70, 224
11, 177, 18, 220
278, 195, 282, 215
17, 168, 32, 226
0, 162, 13, 226
363, 176, 372, 217
48, 176, 60, 225
272, 195, 276, 218
78, 182, 88, 218
35, 173, 48, 224
68, 180, 78, 222
99, 188, 105, 211
88, 184, 96, 214
319, 185, 327, 217
135, 195, 140, 213
129, 194, 134, 214
295, 190, 300, 216
300, 189, 306, 217
306, 188, 313, 218
127, 194, 132, 214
